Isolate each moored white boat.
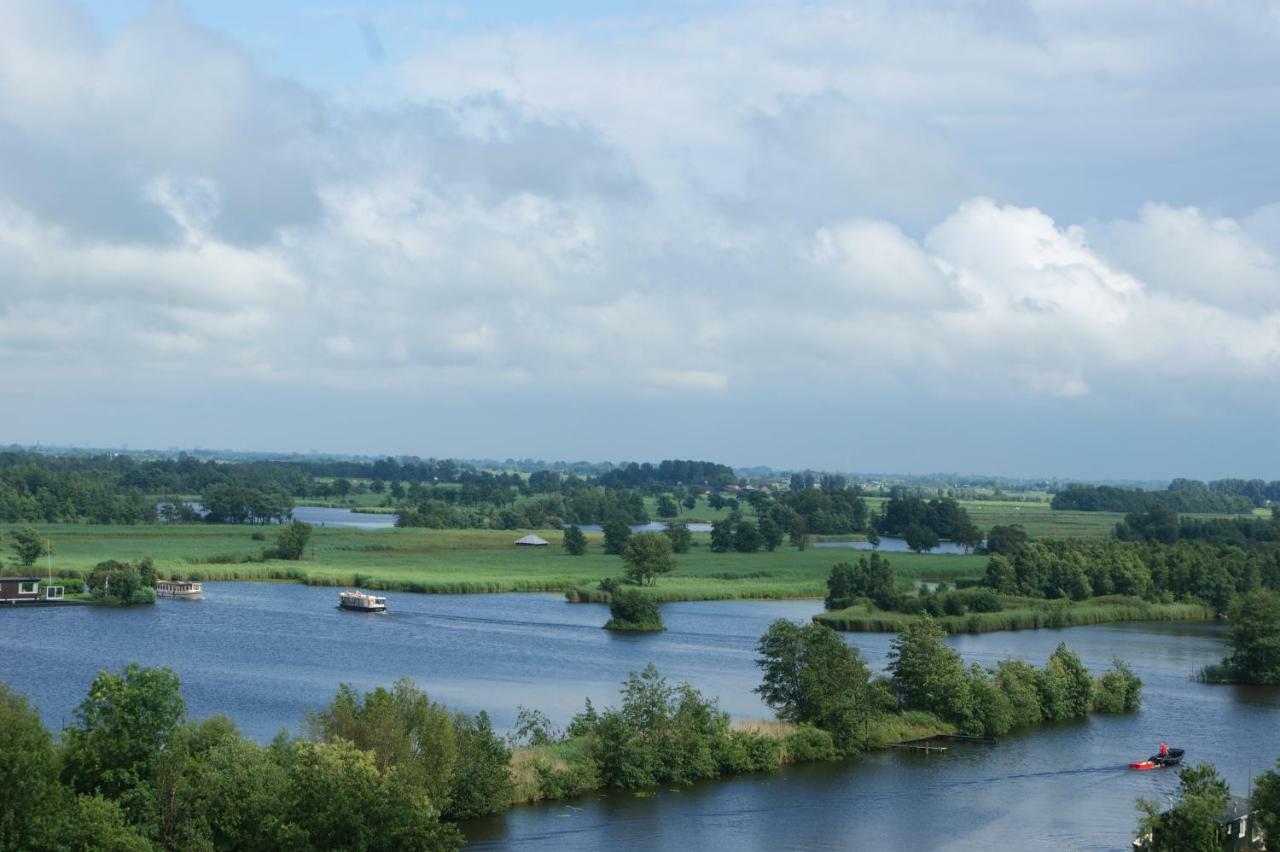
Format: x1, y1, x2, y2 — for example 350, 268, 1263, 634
156, 579, 204, 600
339, 590, 387, 612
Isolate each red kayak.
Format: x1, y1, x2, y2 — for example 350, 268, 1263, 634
1129, 759, 1157, 770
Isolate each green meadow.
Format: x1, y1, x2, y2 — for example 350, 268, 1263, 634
0, 523, 985, 601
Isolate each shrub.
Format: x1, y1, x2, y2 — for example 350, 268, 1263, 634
604, 589, 664, 632
782, 726, 839, 762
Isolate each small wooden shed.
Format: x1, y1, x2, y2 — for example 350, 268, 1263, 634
514, 534, 550, 547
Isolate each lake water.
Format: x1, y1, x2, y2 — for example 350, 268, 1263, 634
1, 584, 1276, 850
165, 503, 399, 529
290, 505, 398, 529
814, 536, 971, 555
574, 522, 714, 533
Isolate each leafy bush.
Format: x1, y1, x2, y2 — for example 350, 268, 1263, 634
604, 589, 664, 632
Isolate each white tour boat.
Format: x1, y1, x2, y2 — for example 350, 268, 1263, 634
339, 590, 387, 612
156, 579, 204, 600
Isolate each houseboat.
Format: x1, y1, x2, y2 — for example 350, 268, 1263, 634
0, 577, 65, 605
156, 579, 204, 600
339, 590, 387, 612
1, 576, 42, 605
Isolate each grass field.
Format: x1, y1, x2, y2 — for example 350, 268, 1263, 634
0, 523, 986, 601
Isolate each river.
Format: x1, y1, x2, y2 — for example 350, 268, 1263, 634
1, 583, 1275, 850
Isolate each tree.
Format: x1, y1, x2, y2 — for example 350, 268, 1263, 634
953, 522, 984, 552
602, 520, 632, 555
272, 520, 312, 560
10, 527, 46, 567
621, 532, 676, 586
664, 520, 692, 554
902, 523, 939, 553
61, 665, 186, 828
0, 683, 62, 850
754, 620, 873, 751
1137, 763, 1231, 851
825, 562, 859, 610
887, 618, 969, 724
788, 516, 808, 550
734, 520, 762, 553
563, 525, 587, 556
682, 494, 697, 511
984, 524, 1028, 555
446, 711, 513, 821
1223, 589, 1280, 683
1254, 758, 1280, 846
332, 478, 353, 497
605, 588, 664, 631
655, 495, 680, 518
283, 739, 463, 851
1041, 643, 1094, 720
758, 516, 783, 551
710, 518, 735, 552
308, 678, 457, 808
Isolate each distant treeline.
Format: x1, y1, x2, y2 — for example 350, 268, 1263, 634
1050, 484, 1255, 514
596, 460, 737, 490
397, 488, 649, 530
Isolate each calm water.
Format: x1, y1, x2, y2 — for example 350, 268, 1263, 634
290, 505, 398, 529
815, 536, 971, 555
575, 522, 714, 533
1, 585, 1276, 850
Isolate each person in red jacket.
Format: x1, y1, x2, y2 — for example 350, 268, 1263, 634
1159, 742, 1168, 756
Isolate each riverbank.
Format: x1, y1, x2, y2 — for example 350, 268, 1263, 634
506, 712, 955, 807
815, 596, 1214, 633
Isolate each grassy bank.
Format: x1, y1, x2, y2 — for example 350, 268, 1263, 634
815, 595, 1214, 634
2, 523, 985, 602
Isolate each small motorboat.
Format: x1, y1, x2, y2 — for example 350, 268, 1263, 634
339, 590, 387, 612
1129, 747, 1184, 770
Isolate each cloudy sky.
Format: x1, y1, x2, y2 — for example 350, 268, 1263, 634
2, 0, 1279, 479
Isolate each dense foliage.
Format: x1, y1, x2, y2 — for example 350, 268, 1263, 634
567, 665, 809, 789
1052, 484, 1254, 514
596, 460, 736, 490
604, 589, 665, 632
1200, 589, 1280, 684
886, 619, 1141, 737
754, 621, 876, 751
0, 666, 522, 851
620, 532, 676, 586
1255, 758, 1280, 845
876, 496, 982, 550
981, 537, 1280, 612
88, 558, 158, 605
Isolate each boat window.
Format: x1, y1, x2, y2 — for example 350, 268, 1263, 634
19, 582, 37, 594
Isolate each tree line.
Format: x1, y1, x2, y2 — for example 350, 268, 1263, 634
1051, 484, 1255, 514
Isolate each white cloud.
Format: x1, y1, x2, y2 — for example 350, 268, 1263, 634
1, 0, 1279, 427
1093, 203, 1280, 312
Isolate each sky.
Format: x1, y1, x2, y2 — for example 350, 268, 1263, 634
2, 0, 1279, 479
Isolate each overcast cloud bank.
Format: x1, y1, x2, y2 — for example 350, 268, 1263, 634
1, 0, 1278, 476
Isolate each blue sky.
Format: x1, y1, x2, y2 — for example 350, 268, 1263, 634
3, 1, 1280, 478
